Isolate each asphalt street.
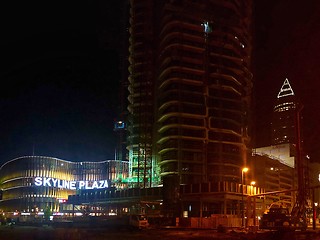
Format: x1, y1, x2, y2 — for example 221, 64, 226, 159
1, 226, 320, 240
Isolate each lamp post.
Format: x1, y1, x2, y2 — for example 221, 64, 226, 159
250, 181, 256, 196
250, 181, 256, 227
241, 167, 249, 228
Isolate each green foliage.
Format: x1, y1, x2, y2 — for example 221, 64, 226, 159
44, 206, 52, 220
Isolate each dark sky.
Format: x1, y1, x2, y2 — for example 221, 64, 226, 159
1, 1, 320, 166
0, 1, 124, 164
253, 0, 320, 161
254, 0, 320, 112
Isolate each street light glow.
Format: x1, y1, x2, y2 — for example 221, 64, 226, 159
241, 167, 249, 228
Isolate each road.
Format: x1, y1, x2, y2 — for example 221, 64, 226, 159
1, 225, 320, 240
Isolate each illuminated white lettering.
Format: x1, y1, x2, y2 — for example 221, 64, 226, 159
70, 181, 76, 190
64, 180, 69, 189
43, 177, 51, 187
92, 181, 98, 189
34, 177, 109, 190
58, 179, 63, 188
51, 178, 58, 187
85, 181, 91, 189
99, 180, 108, 188
79, 181, 85, 189
35, 177, 42, 186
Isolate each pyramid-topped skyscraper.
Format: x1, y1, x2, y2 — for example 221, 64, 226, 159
271, 78, 298, 145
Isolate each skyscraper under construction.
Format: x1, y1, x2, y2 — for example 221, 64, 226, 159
127, 1, 253, 191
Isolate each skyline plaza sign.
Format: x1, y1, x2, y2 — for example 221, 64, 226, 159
34, 177, 109, 190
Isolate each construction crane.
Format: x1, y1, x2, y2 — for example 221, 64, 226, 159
260, 103, 311, 230
290, 103, 310, 229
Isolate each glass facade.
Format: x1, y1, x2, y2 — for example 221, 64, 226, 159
0, 156, 128, 213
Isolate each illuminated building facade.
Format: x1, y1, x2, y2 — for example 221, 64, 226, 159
253, 79, 303, 210
0, 156, 128, 213
127, 0, 252, 190
254, 144, 295, 168
271, 78, 298, 145
249, 79, 298, 209
271, 79, 311, 219
251, 147, 295, 207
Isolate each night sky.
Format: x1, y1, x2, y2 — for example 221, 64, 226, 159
253, 0, 320, 161
0, 1, 123, 164
1, 1, 320, 166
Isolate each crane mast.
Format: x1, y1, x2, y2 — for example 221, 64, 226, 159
291, 104, 310, 229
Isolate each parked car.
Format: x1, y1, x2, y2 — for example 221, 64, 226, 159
129, 215, 149, 229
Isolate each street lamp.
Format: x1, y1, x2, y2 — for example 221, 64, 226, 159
241, 167, 249, 228
250, 181, 257, 228
250, 181, 256, 195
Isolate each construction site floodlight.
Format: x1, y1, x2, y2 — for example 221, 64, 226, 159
201, 21, 212, 33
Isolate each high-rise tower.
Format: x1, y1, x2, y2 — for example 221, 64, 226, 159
271, 78, 310, 226
127, 1, 253, 188
271, 78, 297, 145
